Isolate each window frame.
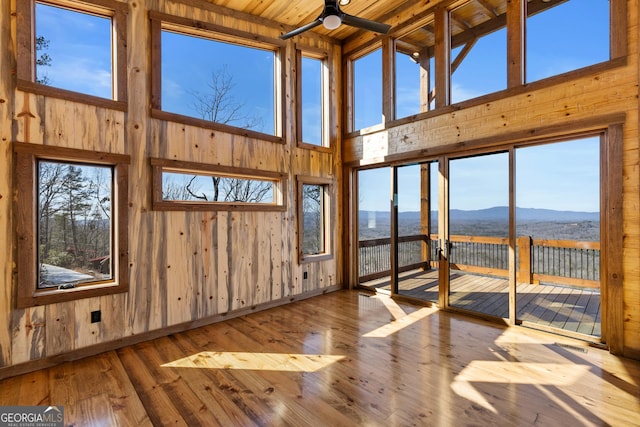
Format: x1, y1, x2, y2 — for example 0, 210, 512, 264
14, 142, 130, 308
296, 48, 331, 151
16, 0, 128, 110
151, 158, 288, 212
296, 175, 334, 264
149, 11, 286, 144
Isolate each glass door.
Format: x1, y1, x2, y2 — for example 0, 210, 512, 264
396, 162, 439, 303
515, 137, 601, 338
357, 167, 392, 293
448, 152, 510, 318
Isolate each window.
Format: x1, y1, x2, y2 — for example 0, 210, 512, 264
526, 0, 610, 83
394, 18, 436, 118
16, 0, 127, 109
14, 143, 130, 307
297, 176, 333, 262
151, 158, 287, 211
450, 1, 507, 103
299, 53, 328, 148
353, 48, 383, 131
150, 12, 283, 141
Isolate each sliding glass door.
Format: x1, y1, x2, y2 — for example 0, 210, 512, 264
447, 152, 510, 318
515, 138, 601, 338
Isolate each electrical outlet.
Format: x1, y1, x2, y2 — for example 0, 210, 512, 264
91, 310, 101, 323
303, 271, 308, 280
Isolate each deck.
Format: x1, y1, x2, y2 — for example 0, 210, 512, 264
362, 269, 601, 337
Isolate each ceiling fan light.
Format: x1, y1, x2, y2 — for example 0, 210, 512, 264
339, 0, 351, 5
323, 14, 342, 30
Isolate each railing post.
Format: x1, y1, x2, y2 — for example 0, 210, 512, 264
517, 236, 533, 284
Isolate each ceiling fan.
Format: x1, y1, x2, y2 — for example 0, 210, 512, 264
279, 0, 392, 40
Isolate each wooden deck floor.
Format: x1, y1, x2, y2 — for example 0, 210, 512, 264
362, 269, 601, 337
0, 291, 637, 426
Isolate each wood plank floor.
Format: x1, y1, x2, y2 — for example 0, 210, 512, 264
365, 269, 601, 337
1, 290, 638, 426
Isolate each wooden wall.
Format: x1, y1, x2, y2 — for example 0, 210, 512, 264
0, 0, 342, 373
343, 0, 640, 359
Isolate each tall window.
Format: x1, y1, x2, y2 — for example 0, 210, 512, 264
526, 0, 610, 82
450, 1, 507, 103
300, 55, 327, 147
17, 0, 127, 106
153, 15, 280, 138
395, 19, 436, 118
297, 177, 333, 262
37, 161, 114, 289
353, 48, 383, 130
15, 143, 129, 307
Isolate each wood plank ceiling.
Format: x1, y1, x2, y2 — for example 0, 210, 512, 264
203, 0, 421, 40
202, 0, 560, 47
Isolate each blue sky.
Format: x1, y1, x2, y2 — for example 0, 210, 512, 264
35, 1, 608, 213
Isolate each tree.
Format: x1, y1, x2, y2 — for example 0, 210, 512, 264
36, 35, 52, 85
38, 162, 66, 261
189, 65, 264, 131
302, 184, 323, 254
167, 66, 271, 204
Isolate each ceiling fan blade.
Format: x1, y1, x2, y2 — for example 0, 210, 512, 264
342, 14, 391, 35
279, 19, 323, 40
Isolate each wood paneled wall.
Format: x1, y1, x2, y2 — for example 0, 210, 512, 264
343, 0, 640, 359
0, 0, 342, 374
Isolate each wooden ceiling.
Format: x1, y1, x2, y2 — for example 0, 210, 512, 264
202, 0, 562, 42
202, 0, 419, 40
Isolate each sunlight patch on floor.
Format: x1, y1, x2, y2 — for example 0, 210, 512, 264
451, 361, 591, 413
363, 296, 437, 338
454, 361, 590, 385
161, 352, 345, 372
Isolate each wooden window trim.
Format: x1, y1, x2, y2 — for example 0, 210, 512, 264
149, 11, 285, 144
150, 158, 288, 212
16, 0, 128, 111
297, 175, 334, 264
13, 142, 130, 308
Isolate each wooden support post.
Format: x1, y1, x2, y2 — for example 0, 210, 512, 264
517, 235, 532, 285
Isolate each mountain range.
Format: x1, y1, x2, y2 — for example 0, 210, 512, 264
361, 206, 599, 222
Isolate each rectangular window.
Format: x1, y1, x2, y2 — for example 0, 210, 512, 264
16, 0, 127, 109
297, 176, 333, 263
38, 161, 113, 289
450, 1, 507, 103
526, 0, 610, 83
151, 158, 287, 211
299, 54, 328, 147
395, 17, 436, 118
150, 13, 283, 141
352, 48, 383, 131
14, 143, 130, 307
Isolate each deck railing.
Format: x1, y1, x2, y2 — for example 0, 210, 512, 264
358, 234, 600, 288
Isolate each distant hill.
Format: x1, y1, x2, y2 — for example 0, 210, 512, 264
360, 206, 599, 222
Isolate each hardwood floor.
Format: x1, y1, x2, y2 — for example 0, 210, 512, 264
1, 290, 638, 426
366, 269, 601, 337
